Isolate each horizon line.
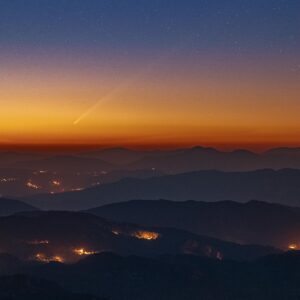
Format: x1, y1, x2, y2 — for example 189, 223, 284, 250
1, 143, 300, 153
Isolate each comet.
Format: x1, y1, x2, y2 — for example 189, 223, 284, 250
72, 95, 112, 126
72, 42, 185, 126
72, 84, 129, 126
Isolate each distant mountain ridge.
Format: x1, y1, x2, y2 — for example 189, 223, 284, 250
1, 251, 300, 300
0, 210, 278, 262
0, 198, 37, 216
25, 168, 300, 210
4, 146, 300, 173
80, 146, 300, 173
11, 155, 117, 172
88, 199, 300, 249
0, 274, 101, 300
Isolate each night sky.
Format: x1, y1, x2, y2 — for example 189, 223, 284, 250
0, 0, 300, 150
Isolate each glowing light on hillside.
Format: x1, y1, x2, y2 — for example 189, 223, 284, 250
133, 231, 160, 240
33, 170, 48, 175
27, 240, 49, 245
26, 181, 41, 189
71, 187, 84, 191
288, 244, 298, 250
73, 248, 98, 256
52, 180, 61, 186
216, 251, 223, 260
0, 177, 17, 182
35, 253, 64, 263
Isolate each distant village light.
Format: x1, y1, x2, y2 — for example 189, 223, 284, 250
73, 248, 98, 256
288, 244, 298, 250
26, 181, 41, 190
133, 231, 160, 240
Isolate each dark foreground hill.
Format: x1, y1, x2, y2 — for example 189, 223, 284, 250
0, 211, 277, 262
89, 199, 300, 250
0, 274, 101, 300
2, 251, 300, 300
25, 169, 300, 210
0, 198, 37, 216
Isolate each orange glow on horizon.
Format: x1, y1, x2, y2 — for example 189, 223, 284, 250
1, 55, 300, 151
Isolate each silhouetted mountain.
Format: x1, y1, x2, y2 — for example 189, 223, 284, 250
0, 274, 101, 300
0, 198, 37, 216
25, 169, 300, 210
126, 146, 261, 173
134, 146, 300, 172
264, 147, 300, 157
0, 211, 277, 262
79, 147, 186, 165
0, 166, 163, 198
4, 251, 300, 300
0, 254, 24, 275
89, 199, 300, 249
29, 253, 222, 300
0, 151, 49, 167
80, 148, 151, 164
11, 155, 116, 173
3, 147, 300, 199
79, 146, 300, 173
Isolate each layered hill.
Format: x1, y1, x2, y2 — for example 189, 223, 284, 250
0, 198, 37, 216
0, 211, 277, 262
25, 169, 300, 210
89, 199, 300, 249
0, 274, 102, 300
1, 251, 300, 300
81, 146, 300, 173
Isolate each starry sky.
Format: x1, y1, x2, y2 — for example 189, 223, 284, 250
0, 0, 300, 150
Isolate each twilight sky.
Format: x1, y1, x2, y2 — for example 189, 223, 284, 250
0, 0, 300, 150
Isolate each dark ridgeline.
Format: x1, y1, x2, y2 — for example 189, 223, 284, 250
11, 155, 117, 173
0, 210, 277, 262
0, 274, 102, 300
1, 147, 300, 299
0, 198, 37, 216
6, 146, 300, 173
0, 151, 49, 167
2, 147, 300, 199
88, 199, 300, 250
25, 168, 300, 210
1, 251, 300, 300
81, 146, 300, 173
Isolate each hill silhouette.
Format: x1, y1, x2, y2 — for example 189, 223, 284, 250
0, 211, 277, 262
0, 274, 102, 300
25, 169, 300, 210
81, 146, 300, 173
1, 251, 300, 300
0, 198, 37, 216
89, 199, 300, 249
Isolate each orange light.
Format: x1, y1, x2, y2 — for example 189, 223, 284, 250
26, 181, 41, 190
35, 253, 64, 263
27, 240, 49, 245
73, 248, 98, 256
289, 244, 298, 250
52, 256, 64, 263
133, 231, 160, 241
52, 180, 61, 186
